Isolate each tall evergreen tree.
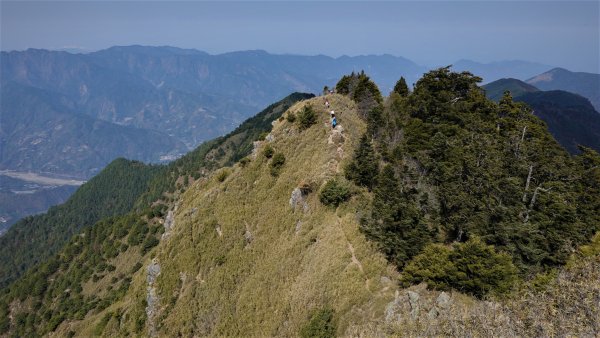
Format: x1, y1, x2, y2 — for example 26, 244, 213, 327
345, 134, 378, 190
363, 165, 432, 267
393, 76, 410, 96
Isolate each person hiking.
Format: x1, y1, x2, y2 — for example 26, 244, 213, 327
325, 99, 330, 108
330, 111, 337, 129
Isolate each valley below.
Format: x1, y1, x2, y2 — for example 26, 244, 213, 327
0, 171, 84, 234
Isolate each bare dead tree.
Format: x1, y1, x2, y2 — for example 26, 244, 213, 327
522, 165, 534, 203
524, 185, 553, 223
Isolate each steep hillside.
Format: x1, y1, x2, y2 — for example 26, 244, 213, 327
0, 95, 401, 337
518, 90, 600, 153
0, 47, 424, 229
113, 95, 395, 337
527, 67, 600, 112
0, 92, 310, 295
483, 78, 600, 153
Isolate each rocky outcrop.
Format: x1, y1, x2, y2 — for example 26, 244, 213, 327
146, 258, 161, 337
327, 125, 345, 146
251, 141, 262, 159
385, 288, 453, 323
289, 187, 309, 213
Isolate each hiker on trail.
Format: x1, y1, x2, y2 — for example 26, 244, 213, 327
330, 111, 337, 129
325, 99, 330, 108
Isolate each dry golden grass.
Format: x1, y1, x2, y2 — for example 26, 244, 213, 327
141, 95, 401, 336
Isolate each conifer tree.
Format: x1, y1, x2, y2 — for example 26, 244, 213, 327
363, 165, 432, 267
393, 76, 410, 96
345, 134, 378, 190
366, 105, 383, 138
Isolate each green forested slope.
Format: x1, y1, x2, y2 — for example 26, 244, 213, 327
0, 158, 162, 288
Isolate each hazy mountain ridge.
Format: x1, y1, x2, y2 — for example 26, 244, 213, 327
453, 59, 553, 83
527, 67, 600, 112
2, 47, 574, 181
0, 82, 186, 177
482, 78, 540, 101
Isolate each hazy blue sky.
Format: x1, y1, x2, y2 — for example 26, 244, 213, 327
1, 1, 598, 72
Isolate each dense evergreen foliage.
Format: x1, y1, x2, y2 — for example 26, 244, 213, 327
0, 159, 161, 288
269, 152, 286, 176
341, 67, 600, 295
297, 104, 318, 130
0, 213, 161, 336
402, 238, 518, 298
335, 71, 383, 121
483, 78, 600, 154
319, 178, 352, 207
300, 308, 336, 338
345, 134, 378, 190
517, 90, 600, 154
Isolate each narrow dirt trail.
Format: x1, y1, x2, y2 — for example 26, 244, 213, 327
335, 217, 369, 291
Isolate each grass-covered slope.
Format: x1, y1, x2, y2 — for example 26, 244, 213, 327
0, 158, 161, 289
52, 94, 400, 337
135, 92, 314, 208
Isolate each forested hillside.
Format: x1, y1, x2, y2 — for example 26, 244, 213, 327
0, 159, 162, 289
527, 67, 600, 112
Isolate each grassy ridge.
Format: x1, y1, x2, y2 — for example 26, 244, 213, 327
69, 94, 399, 337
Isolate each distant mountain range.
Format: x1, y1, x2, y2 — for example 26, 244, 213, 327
483, 78, 600, 154
526, 68, 600, 112
1, 46, 431, 179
